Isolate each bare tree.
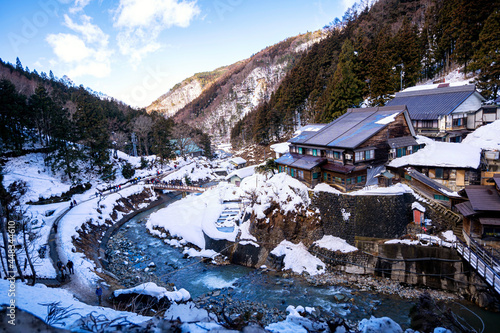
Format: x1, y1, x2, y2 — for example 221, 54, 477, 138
171, 123, 198, 157
133, 116, 153, 156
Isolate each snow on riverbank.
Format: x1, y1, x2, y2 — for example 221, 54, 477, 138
57, 185, 157, 288
0, 280, 149, 329
271, 240, 325, 276
314, 235, 358, 253
114, 282, 190, 302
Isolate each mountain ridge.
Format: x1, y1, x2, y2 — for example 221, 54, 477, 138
146, 30, 326, 142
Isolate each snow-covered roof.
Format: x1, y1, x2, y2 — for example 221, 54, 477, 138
225, 165, 255, 180
388, 141, 481, 169
412, 202, 426, 212
462, 119, 500, 150
229, 156, 247, 165
270, 142, 290, 154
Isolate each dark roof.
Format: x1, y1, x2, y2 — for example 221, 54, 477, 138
464, 185, 500, 212
407, 168, 461, 198
291, 106, 412, 149
455, 201, 476, 217
275, 153, 325, 170
479, 217, 500, 226
386, 84, 480, 120
494, 173, 500, 189
387, 136, 419, 148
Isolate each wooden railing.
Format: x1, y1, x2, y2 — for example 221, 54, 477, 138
454, 231, 500, 295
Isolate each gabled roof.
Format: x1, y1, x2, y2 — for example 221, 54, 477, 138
289, 106, 413, 149
386, 84, 483, 120
464, 185, 500, 212
387, 136, 419, 149
225, 165, 255, 180
229, 157, 247, 165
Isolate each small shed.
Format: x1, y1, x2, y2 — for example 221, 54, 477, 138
411, 202, 426, 225
229, 157, 247, 169
225, 165, 255, 186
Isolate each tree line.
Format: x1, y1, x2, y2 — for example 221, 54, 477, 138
0, 58, 212, 183
230, 0, 499, 147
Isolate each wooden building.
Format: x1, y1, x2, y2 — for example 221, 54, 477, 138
275, 106, 417, 191
456, 174, 500, 240
386, 84, 485, 142
403, 168, 463, 209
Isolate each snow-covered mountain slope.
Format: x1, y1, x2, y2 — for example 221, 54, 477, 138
146, 77, 204, 117
147, 30, 325, 141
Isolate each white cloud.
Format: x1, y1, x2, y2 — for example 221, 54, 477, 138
46, 33, 91, 62
69, 0, 93, 13
113, 0, 200, 63
46, 14, 112, 78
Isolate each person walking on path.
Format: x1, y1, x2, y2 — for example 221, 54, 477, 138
60, 264, 66, 281
96, 285, 103, 305
56, 260, 64, 281
67, 259, 74, 274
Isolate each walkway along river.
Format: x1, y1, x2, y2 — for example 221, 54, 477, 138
102, 192, 498, 331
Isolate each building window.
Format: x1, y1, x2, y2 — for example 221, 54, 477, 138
355, 150, 374, 162
333, 151, 341, 159
434, 194, 449, 201
413, 145, 420, 153
335, 177, 342, 184
324, 173, 328, 181
327, 174, 331, 182
312, 149, 318, 156
396, 147, 411, 157
278, 166, 282, 173
357, 175, 366, 183
435, 168, 444, 179
326, 151, 333, 159
298, 147, 303, 154
346, 178, 352, 185
298, 170, 304, 179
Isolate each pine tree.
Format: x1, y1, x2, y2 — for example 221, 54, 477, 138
151, 117, 174, 164
74, 91, 111, 175
471, 9, 500, 100
0, 79, 28, 152
15, 57, 23, 71
320, 39, 365, 123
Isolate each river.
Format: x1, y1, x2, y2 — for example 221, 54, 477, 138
106, 195, 498, 332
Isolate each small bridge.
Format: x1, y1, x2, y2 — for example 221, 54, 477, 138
148, 184, 215, 193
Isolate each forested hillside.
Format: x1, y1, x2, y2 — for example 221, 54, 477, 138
231, 0, 499, 147
0, 59, 211, 181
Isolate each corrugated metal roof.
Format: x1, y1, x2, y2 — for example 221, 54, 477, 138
465, 185, 500, 211
275, 153, 299, 166
407, 168, 461, 198
289, 131, 323, 143
291, 155, 325, 170
275, 153, 325, 170
386, 85, 476, 120
455, 201, 476, 217
387, 136, 419, 148
297, 106, 407, 149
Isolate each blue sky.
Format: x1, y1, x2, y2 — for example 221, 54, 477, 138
0, 0, 354, 107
